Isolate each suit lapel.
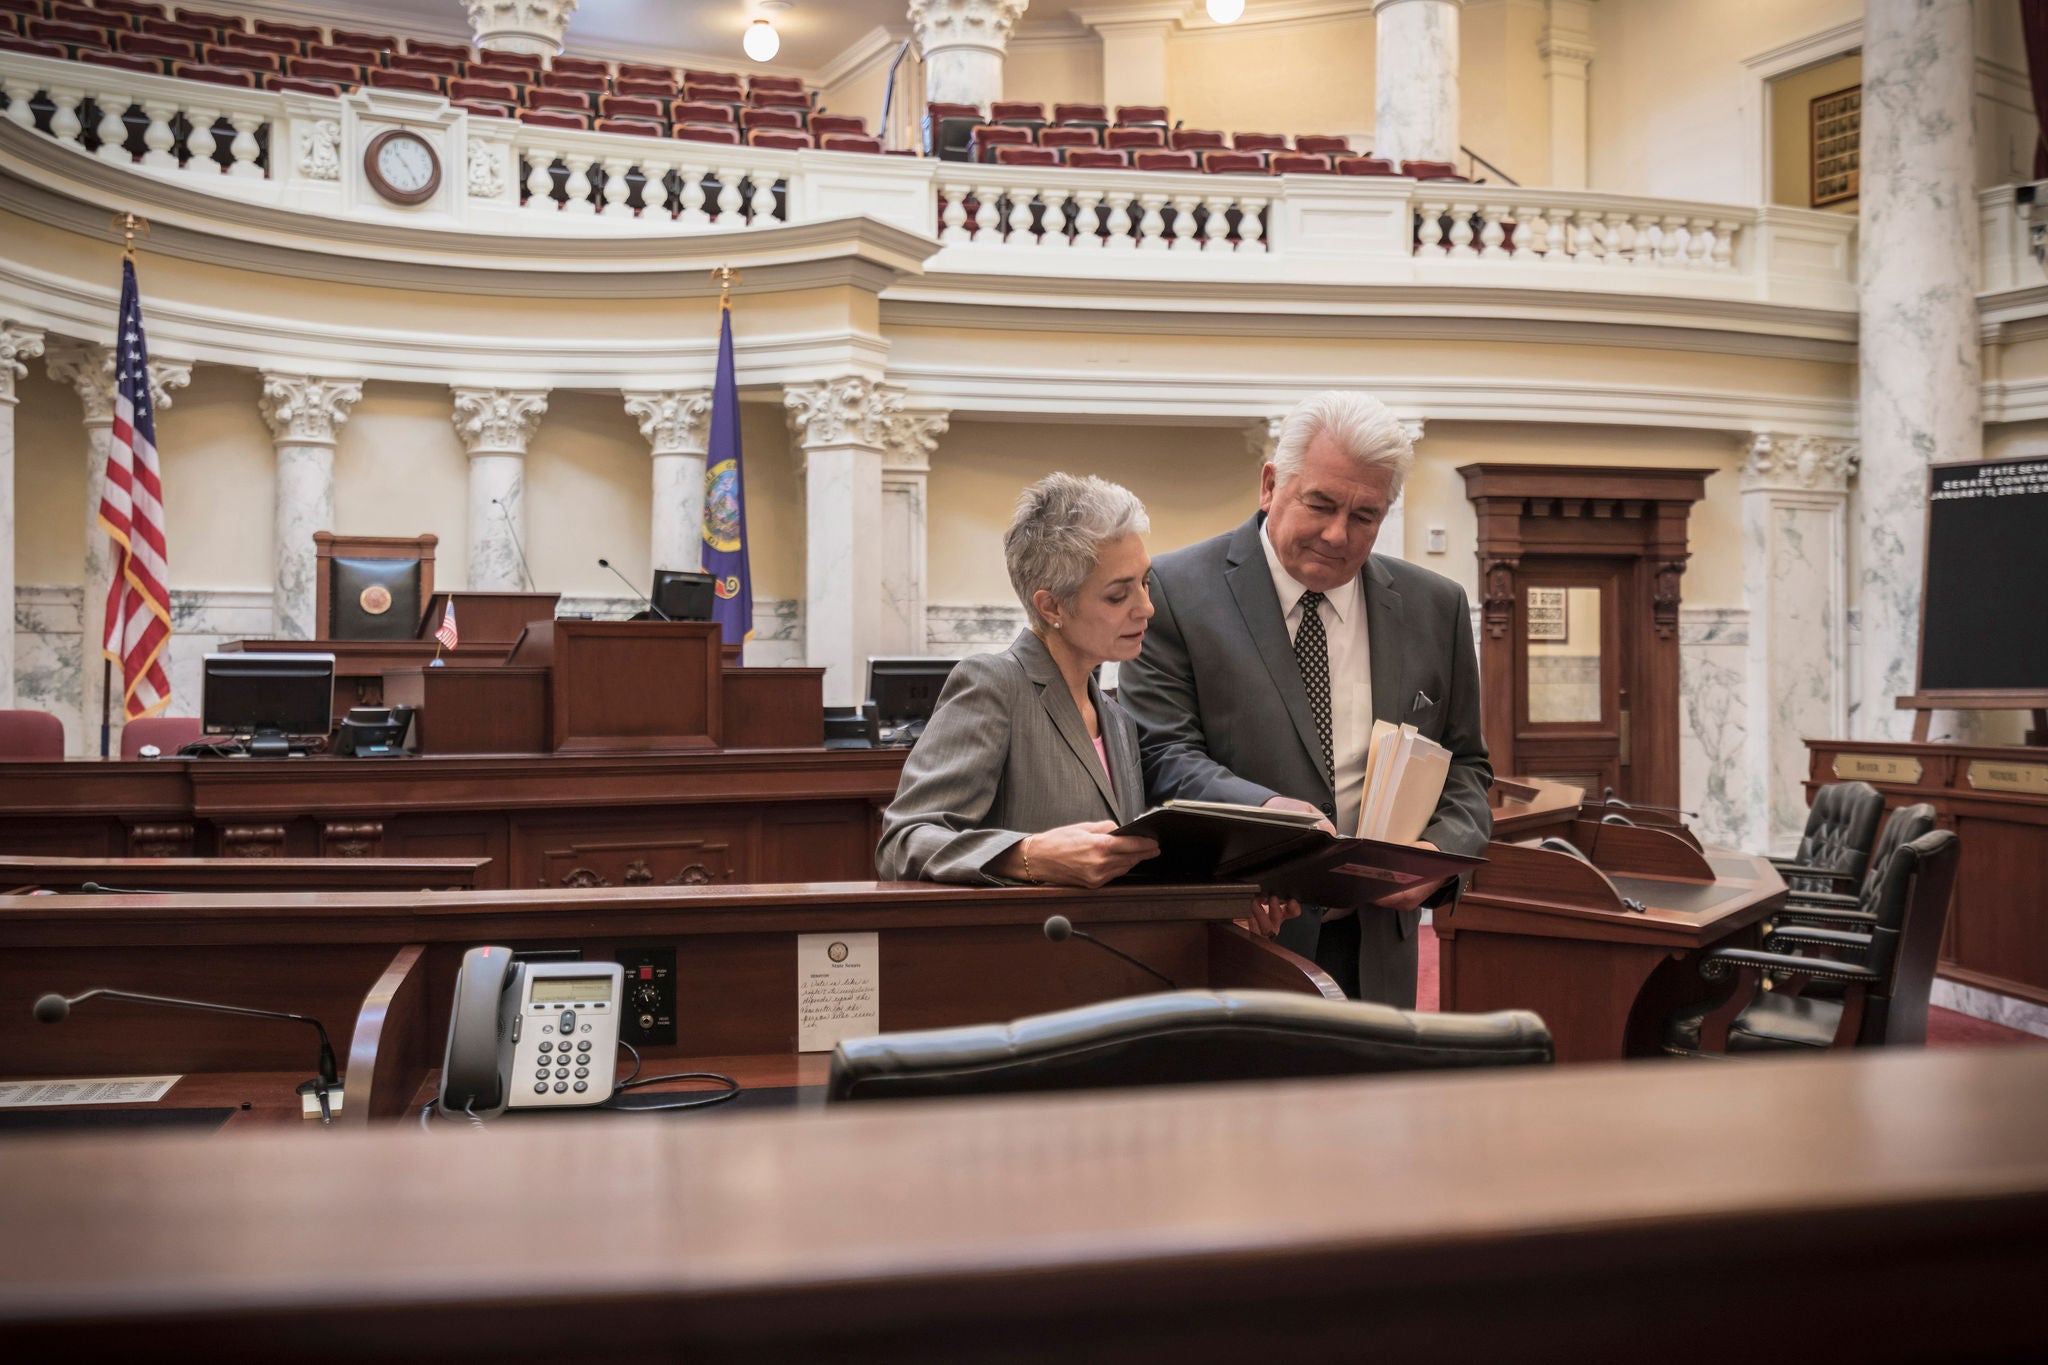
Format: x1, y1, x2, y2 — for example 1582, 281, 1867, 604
1364, 556, 1408, 726
1099, 690, 1145, 823
1015, 631, 1119, 820
1224, 516, 1329, 789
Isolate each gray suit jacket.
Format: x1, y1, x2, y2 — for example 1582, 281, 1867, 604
875, 630, 1147, 884
1118, 514, 1493, 929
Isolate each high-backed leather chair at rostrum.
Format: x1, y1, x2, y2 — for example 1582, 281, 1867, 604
827, 990, 1553, 1102
1663, 828, 1960, 1055
314, 532, 436, 641
1767, 780, 1885, 896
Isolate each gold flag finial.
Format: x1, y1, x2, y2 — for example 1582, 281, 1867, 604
712, 264, 741, 310
111, 211, 149, 262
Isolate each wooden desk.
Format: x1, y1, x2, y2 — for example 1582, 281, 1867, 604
1436, 819, 1785, 1061
1, 855, 488, 893
1806, 738, 2048, 1007
1488, 775, 1585, 841
0, 1046, 2042, 1360
0, 881, 1309, 1128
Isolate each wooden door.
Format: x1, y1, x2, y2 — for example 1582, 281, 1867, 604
1512, 560, 1631, 798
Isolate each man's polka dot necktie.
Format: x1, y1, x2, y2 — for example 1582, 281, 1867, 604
1294, 590, 1333, 781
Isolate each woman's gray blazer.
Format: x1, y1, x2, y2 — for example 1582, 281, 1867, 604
875, 630, 1147, 884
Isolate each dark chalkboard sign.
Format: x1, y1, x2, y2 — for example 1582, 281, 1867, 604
1918, 458, 2048, 695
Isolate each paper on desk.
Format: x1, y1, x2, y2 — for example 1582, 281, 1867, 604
797, 931, 880, 1053
0, 1075, 181, 1107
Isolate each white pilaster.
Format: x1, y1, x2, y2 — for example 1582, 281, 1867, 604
881, 407, 949, 656
1853, 0, 1979, 738
1076, 4, 1180, 111
911, 0, 1029, 109
1540, 0, 1593, 189
450, 387, 548, 591
1742, 433, 1858, 853
785, 376, 904, 704
1373, 0, 1463, 165
0, 323, 45, 708
623, 390, 713, 575
259, 374, 362, 640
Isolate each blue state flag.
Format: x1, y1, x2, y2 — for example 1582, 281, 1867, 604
701, 302, 752, 647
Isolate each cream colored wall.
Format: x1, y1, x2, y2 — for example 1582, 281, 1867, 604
152, 364, 273, 589
1166, 13, 1376, 143
331, 382, 472, 578
1459, 0, 1552, 186
737, 399, 804, 602
1984, 420, 2048, 460
1769, 54, 1862, 212
1004, 37, 1102, 107
13, 369, 90, 586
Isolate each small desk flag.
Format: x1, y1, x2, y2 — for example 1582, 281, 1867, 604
435, 599, 459, 651
98, 257, 173, 723
701, 300, 752, 648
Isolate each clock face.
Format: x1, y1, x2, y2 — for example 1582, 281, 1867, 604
365, 130, 440, 205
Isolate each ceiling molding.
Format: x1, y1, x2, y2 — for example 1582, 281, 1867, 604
1741, 19, 1861, 77
814, 25, 912, 93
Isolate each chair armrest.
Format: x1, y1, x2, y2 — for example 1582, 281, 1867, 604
1776, 905, 1879, 929
1698, 946, 1881, 986
1784, 889, 1860, 909
1765, 925, 1874, 953
1768, 860, 1860, 888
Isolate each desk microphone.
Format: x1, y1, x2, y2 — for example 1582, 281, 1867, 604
1598, 788, 1699, 820
597, 557, 671, 621
1042, 915, 1178, 991
492, 497, 536, 592
34, 988, 342, 1124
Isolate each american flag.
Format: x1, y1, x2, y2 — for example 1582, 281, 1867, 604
435, 598, 459, 651
97, 258, 172, 722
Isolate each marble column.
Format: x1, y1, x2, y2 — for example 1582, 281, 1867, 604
785, 376, 904, 705
46, 342, 189, 755
623, 389, 712, 574
1539, 0, 1593, 189
1373, 0, 1462, 166
0, 323, 45, 707
1743, 434, 1858, 853
880, 407, 949, 656
1853, 0, 1979, 738
450, 387, 548, 590
258, 374, 362, 640
910, 0, 1028, 109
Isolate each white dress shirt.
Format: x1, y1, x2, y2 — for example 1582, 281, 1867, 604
1260, 520, 1374, 842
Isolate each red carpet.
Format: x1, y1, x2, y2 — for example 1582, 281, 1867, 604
1414, 926, 2042, 1049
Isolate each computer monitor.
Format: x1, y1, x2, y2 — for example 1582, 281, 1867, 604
651, 569, 715, 622
202, 653, 335, 757
866, 656, 961, 744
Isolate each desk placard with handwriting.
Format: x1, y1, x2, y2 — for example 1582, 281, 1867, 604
797, 932, 880, 1052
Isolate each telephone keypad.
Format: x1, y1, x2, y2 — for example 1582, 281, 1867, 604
506, 964, 621, 1112
553, 1082, 567, 1093
577, 1040, 590, 1052
573, 1081, 588, 1093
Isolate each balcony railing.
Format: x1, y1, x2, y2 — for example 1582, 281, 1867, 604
0, 49, 1858, 307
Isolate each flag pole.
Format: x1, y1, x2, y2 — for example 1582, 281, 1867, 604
101, 212, 149, 757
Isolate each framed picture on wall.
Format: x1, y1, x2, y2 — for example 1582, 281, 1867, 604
1525, 587, 1568, 643
1811, 84, 1861, 208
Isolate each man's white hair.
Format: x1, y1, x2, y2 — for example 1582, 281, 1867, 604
1269, 391, 1414, 501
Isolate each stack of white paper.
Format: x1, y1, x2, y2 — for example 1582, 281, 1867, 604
1356, 721, 1453, 843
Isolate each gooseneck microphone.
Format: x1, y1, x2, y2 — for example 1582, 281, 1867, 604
1599, 787, 1699, 820
491, 497, 536, 592
597, 557, 671, 621
34, 988, 342, 1124
1042, 915, 1178, 991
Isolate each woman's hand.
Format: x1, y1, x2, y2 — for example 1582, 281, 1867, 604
1240, 894, 1302, 938
995, 821, 1160, 888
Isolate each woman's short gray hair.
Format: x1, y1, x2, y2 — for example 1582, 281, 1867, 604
1005, 473, 1150, 630
1270, 391, 1414, 500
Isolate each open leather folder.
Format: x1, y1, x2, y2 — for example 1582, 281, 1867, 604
1115, 800, 1483, 911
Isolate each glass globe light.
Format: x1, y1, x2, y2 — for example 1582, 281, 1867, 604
743, 18, 779, 62
1206, 0, 1246, 22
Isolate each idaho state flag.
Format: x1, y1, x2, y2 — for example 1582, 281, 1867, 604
701, 301, 752, 647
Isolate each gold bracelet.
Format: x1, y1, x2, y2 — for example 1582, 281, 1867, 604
1021, 836, 1035, 884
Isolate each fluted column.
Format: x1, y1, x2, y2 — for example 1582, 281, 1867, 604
1853, 0, 1979, 738
911, 0, 1028, 110
259, 374, 362, 640
451, 387, 548, 590
880, 407, 949, 656
623, 390, 712, 574
46, 342, 188, 754
0, 323, 45, 707
786, 376, 903, 704
1373, 0, 1462, 166
1743, 434, 1859, 852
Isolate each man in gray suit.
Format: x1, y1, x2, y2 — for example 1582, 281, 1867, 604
1117, 391, 1491, 1006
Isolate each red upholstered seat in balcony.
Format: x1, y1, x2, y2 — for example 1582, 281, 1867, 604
392, 53, 460, 77
552, 55, 609, 77
739, 106, 802, 131
175, 10, 245, 31
0, 710, 64, 761
309, 42, 384, 66
99, 1, 171, 17
0, 0, 39, 16
470, 60, 535, 85
1201, 150, 1266, 174
990, 100, 1044, 123
809, 113, 866, 137
682, 80, 741, 103
50, 2, 122, 27
615, 77, 677, 98
173, 63, 255, 87
926, 101, 980, 122
820, 134, 883, 154
254, 19, 322, 42
1171, 129, 1226, 151
600, 94, 667, 121
618, 61, 675, 82
595, 117, 661, 137
286, 58, 360, 83
1271, 152, 1334, 173
268, 76, 342, 96
142, 16, 215, 42
220, 30, 295, 56
118, 31, 195, 60
526, 89, 590, 114
1134, 150, 1198, 171
673, 123, 741, 145
747, 128, 812, 150
538, 70, 606, 93
82, 49, 163, 73
1293, 134, 1350, 156
1104, 126, 1165, 150
1234, 132, 1288, 153
993, 145, 1058, 166
407, 39, 471, 62
518, 108, 589, 130
1064, 148, 1129, 169
1400, 158, 1465, 180
451, 78, 520, 105
1053, 102, 1107, 125
749, 74, 804, 95
673, 100, 736, 126
479, 47, 540, 69
27, 18, 110, 47
1336, 155, 1397, 176
331, 28, 397, 52
203, 45, 280, 71
1038, 126, 1098, 149
0, 34, 64, 56
750, 89, 812, 110
969, 124, 1032, 160
1115, 105, 1169, 125
368, 67, 440, 94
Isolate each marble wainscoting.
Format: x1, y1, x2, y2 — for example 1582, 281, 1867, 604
1678, 607, 1752, 853
1930, 978, 2048, 1041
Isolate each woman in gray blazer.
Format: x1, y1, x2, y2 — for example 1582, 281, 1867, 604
876, 474, 1162, 887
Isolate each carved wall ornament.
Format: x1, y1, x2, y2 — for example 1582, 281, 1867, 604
220, 824, 287, 858
320, 820, 384, 858
297, 118, 341, 181
127, 823, 193, 857
623, 389, 713, 457
1480, 557, 1520, 639
624, 859, 654, 885
451, 387, 549, 456
666, 863, 715, 886
1741, 433, 1860, 493
466, 0, 579, 56
259, 374, 364, 447
47, 344, 191, 423
1653, 558, 1688, 641
909, 0, 1030, 54
1246, 415, 1286, 466
783, 376, 905, 451
465, 137, 505, 198
0, 323, 45, 400
560, 867, 609, 888
883, 408, 950, 473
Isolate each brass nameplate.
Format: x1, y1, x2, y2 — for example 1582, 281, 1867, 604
1831, 753, 1923, 784
1966, 760, 2048, 797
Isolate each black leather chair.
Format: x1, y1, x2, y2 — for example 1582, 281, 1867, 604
1774, 801, 1937, 933
827, 990, 1553, 1103
1768, 780, 1884, 895
1663, 828, 1959, 1055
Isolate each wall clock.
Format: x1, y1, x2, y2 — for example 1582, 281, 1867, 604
364, 128, 441, 206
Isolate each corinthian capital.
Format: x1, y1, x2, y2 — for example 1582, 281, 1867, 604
1741, 433, 1860, 494
0, 323, 44, 403
783, 376, 904, 452
45, 341, 115, 423
910, 0, 1029, 56
451, 386, 549, 456
883, 408, 950, 473
259, 373, 364, 447
622, 389, 713, 458
465, 0, 579, 56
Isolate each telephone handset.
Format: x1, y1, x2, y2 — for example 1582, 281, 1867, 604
439, 946, 622, 1118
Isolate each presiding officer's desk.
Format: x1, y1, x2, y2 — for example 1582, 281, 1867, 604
0, 880, 1312, 1126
